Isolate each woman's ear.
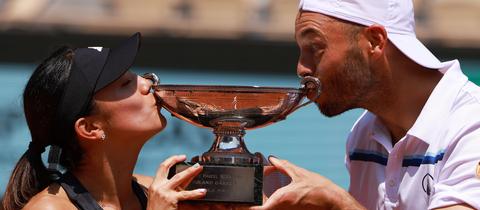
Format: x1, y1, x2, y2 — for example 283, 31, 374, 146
74, 117, 104, 142
364, 24, 388, 59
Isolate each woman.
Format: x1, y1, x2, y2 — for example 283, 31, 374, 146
1, 33, 206, 210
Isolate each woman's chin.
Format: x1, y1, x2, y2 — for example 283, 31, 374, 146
156, 124, 167, 134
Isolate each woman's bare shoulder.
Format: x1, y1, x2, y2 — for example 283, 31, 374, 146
23, 183, 76, 210
133, 174, 153, 188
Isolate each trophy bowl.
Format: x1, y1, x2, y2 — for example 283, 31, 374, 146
144, 73, 321, 205
157, 85, 305, 130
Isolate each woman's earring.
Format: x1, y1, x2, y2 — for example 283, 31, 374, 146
101, 133, 106, 141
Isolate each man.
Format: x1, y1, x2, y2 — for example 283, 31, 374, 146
251, 0, 480, 209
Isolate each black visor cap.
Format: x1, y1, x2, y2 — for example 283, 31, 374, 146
54, 32, 141, 143
95, 32, 141, 92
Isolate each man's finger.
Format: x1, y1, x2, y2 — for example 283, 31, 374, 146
263, 192, 269, 201
154, 155, 186, 181
268, 156, 300, 180
249, 205, 265, 210
263, 165, 276, 177
167, 163, 203, 189
250, 186, 289, 210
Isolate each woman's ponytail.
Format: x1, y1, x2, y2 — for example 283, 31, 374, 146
2, 146, 50, 210
1, 46, 83, 210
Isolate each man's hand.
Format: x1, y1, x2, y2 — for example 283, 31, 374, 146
250, 156, 365, 210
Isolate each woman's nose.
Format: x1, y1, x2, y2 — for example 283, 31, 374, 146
139, 76, 153, 95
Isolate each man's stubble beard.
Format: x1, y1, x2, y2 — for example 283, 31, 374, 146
317, 45, 378, 117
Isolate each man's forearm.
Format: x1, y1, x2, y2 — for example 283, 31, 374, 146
328, 188, 366, 210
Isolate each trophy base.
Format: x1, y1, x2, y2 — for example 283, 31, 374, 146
169, 162, 263, 205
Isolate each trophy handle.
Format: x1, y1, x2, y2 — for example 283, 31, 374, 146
142, 73, 160, 91
288, 76, 321, 113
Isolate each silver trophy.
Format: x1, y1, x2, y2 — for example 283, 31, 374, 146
143, 73, 320, 205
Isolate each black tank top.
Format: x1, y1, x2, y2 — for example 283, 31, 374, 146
56, 172, 147, 210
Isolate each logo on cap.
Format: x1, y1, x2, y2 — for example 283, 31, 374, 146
88, 47, 103, 52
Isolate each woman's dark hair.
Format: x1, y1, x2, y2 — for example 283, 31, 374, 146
2, 46, 95, 210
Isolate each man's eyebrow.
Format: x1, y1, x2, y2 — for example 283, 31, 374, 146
302, 27, 323, 37
298, 27, 327, 42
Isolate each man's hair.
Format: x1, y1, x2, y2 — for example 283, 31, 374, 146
322, 13, 364, 42
340, 21, 364, 42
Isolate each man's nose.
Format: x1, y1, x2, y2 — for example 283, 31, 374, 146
297, 58, 314, 78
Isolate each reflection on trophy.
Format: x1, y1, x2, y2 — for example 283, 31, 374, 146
143, 73, 320, 205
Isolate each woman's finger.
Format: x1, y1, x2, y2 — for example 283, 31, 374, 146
154, 155, 186, 181
167, 163, 203, 189
178, 170, 199, 190
176, 188, 207, 201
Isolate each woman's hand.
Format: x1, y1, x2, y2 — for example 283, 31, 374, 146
147, 155, 206, 210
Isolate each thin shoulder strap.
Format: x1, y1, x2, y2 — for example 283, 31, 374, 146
132, 180, 148, 210
58, 172, 148, 210
57, 172, 103, 210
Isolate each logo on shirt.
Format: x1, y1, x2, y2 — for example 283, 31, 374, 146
422, 173, 434, 196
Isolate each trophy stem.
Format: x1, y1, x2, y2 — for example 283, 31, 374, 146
199, 120, 261, 165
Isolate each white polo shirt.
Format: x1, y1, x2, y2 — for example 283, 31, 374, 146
346, 60, 480, 210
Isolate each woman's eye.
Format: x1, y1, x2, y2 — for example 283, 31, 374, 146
121, 80, 131, 87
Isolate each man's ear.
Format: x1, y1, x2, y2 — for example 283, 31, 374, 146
74, 117, 104, 141
364, 24, 388, 59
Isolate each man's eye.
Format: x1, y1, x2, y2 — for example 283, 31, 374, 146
310, 44, 324, 52
310, 47, 324, 58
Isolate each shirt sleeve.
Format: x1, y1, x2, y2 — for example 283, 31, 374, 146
345, 132, 352, 172
428, 127, 480, 209
345, 110, 369, 173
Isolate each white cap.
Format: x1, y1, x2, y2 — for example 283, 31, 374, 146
299, 0, 443, 69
